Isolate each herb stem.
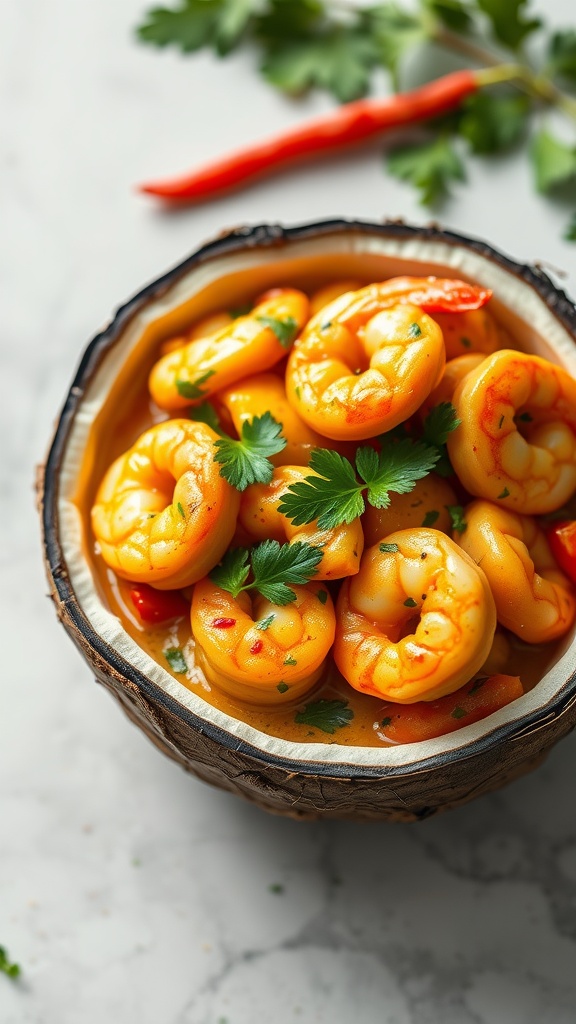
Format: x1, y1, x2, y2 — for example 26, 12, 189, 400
433, 26, 503, 69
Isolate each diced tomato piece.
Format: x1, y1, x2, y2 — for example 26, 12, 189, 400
547, 521, 576, 584
130, 584, 190, 625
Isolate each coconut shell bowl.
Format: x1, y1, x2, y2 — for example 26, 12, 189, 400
40, 218, 576, 822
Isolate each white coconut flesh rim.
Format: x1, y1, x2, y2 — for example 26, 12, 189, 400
58, 229, 576, 770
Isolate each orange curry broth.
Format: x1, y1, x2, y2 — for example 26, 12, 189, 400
81, 269, 565, 746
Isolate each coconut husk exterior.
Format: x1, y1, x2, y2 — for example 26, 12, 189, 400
39, 219, 576, 822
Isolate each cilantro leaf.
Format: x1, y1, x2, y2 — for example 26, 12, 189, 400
137, 0, 254, 56
295, 698, 354, 734
210, 540, 322, 605
189, 400, 223, 434
278, 448, 365, 529
250, 539, 323, 604
362, 4, 426, 90
176, 369, 215, 400
213, 411, 286, 490
256, 315, 299, 349
547, 30, 576, 85
255, 0, 323, 43
531, 130, 576, 193
0, 946, 21, 980
476, 0, 541, 51
422, 402, 461, 448
459, 92, 530, 154
209, 547, 250, 597
424, 0, 475, 33
446, 504, 467, 533
261, 26, 379, 102
165, 647, 188, 673
564, 213, 576, 241
386, 136, 466, 206
356, 438, 439, 509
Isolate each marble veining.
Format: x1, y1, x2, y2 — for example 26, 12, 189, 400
2, 0, 576, 1020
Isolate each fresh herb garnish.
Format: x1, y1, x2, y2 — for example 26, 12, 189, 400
278, 439, 439, 530
408, 321, 422, 337
404, 597, 418, 608
446, 504, 467, 533
210, 540, 323, 606
420, 401, 460, 477
387, 135, 466, 206
422, 509, 439, 528
497, 487, 511, 499
379, 542, 399, 553
136, 0, 576, 239
189, 399, 223, 433
177, 501, 185, 519
277, 681, 289, 693
284, 655, 297, 666
451, 706, 467, 719
0, 946, 20, 980
468, 676, 488, 695
380, 716, 392, 728
256, 613, 275, 630
317, 589, 328, 604
295, 698, 354, 735
175, 369, 215, 400
256, 314, 299, 349
213, 411, 286, 491
165, 647, 188, 673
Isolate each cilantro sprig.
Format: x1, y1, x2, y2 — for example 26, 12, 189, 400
421, 401, 461, 476
213, 411, 286, 490
278, 439, 439, 530
0, 946, 21, 980
136, 0, 576, 238
209, 539, 323, 605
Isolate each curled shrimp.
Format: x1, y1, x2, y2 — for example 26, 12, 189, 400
447, 350, 576, 514
149, 288, 309, 411
91, 420, 239, 590
217, 373, 329, 467
333, 529, 496, 703
191, 579, 336, 704
238, 466, 364, 578
361, 473, 458, 546
431, 307, 501, 360
309, 279, 363, 316
455, 500, 576, 642
159, 310, 233, 357
287, 301, 445, 440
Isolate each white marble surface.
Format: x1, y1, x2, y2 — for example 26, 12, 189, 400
2, 0, 576, 1020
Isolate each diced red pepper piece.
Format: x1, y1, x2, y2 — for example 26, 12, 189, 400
130, 584, 190, 625
546, 520, 576, 584
379, 673, 524, 744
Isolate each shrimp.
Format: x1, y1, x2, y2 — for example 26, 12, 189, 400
309, 279, 363, 316
238, 466, 364, 578
361, 473, 458, 546
191, 579, 336, 705
455, 500, 576, 642
419, 352, 486, 420
447, 350, 576, 514
217, 373, 330, 467
431, 307, 501, 360
287, 301, 445, 440
149, 288, 309, 411
159, 311, 233, 356
333, 529, 496, 703
91, 420, 240, 590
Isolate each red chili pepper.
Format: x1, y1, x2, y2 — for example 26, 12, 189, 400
250, 639, 264, 654
379, 673, 523, 744
547, 520, 576, 584
211, 617, 237, 628
130, 584, 190, 625
139, 69, 480, 203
